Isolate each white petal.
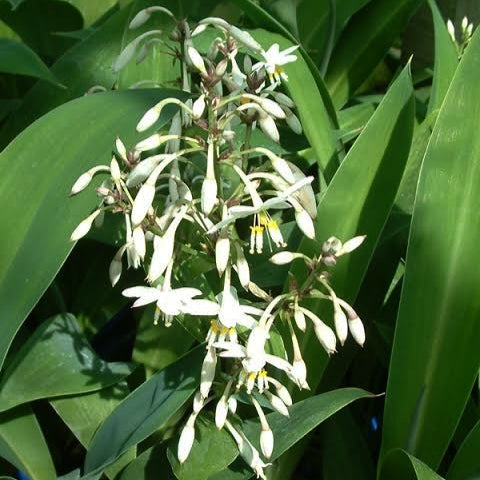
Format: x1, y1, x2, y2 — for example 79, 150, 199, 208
200, 348, 217, 398
260, 428, 274, 458
132, 226, 146, 259
187, 46, 206, 73
131, 183, 155, 226
216, 233, 230, 275
122, 286, 160, 304
70, 210, 101, 241
148, 231, 175, 282
334, 307, 348, 346
294, 207, 315, 239
349, 316, 365, 347
177, 414, 196, 463
337, 235, 366, 255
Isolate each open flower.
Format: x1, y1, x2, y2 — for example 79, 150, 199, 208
255, 43, 299, 83
122, 285, 219, 325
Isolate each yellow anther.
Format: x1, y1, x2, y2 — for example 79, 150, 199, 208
248, 372, 257, 382
259, 369, 268, 378
229, 327, 236, 335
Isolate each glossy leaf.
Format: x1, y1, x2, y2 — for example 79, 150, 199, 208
0, 405, 56, 480
0, 314, 134, 411
84, 345, 205, 475
380, 449, 444, 480
118, 444, 176, 480
325, 0, 422, 107
51, 384, 135, 479
381, 28, 480, 469
0, 88, 182, 372
0, 38, 62, 85
0, 0, 176, 146
167, 415, 239, 480
211, 388, 374, 480
0, 0, 83, 60
427, 0, 459, 114
447, 419, 480, 480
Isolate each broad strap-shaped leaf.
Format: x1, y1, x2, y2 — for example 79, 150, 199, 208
118, 444, 176, 480
325, 0, 422, 107
0, 38, 62, 86
211, 388, 373, 480
83, 345, 205, 476
0, 88, 182, 373
0, 0, 176, 146
380, 27, 480, 469
380, 449, 445, 480
0, 405, 56, 480
51, 384, 135, 480
273, 65, 414, 478
427, 0, 459, 115
447, 419, 480, 480
0, 314, 134, 411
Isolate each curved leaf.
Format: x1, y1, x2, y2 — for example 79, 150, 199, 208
84, 345, 205, 476
325, 0, 422, 108
0, 314, 133, 411
447, 419, 480, 480
0, 38, 62, 86
0, 88, 182, 372
427, 0, 459, 114
211, 388, 374, 480
380, 449, 444, 480
381, 27, 480, 469
0, 405, 56, 480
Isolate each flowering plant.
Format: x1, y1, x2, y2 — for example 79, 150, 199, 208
70, 8, 366, 478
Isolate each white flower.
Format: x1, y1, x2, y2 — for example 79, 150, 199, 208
122, 285, 219, 325
256, 43, 299, 83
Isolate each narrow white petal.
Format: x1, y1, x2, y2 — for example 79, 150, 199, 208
177, 414, 197, 463
200, 348, 217, 398
337, 235, 366, 255
131, 183, 155, 225
70, 210, 101, 241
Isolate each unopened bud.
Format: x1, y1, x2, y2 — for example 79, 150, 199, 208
70, 210, 101, 241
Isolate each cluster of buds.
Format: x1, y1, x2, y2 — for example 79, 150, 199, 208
70, 7, 366, 479
447, 16, 474, 57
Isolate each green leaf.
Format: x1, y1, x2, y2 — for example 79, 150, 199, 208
51, 384, 135, 480
65, 0, 119, 27
395, 111, 437, 214
133, 306, 194, 371
0, 405, 56, 480
0, 38, 62, 85
250, 29, 339, 181
447, 419, 480, 480
321, 410, 376, 480
0, 314, 134, 411
0, 88, 182, 373
428, 0, 458, 113
380, 28, 480, 469
117, 444, 176, 480
84, 345, 205, 476
380, 449, 444, 480
325, 0, 422, 107
0, 0, 84, 61
297, 0, 372, 65
0, 0, 176, 146
427, 0, 459, 114
211, 388, 374, 480
167, 415, 239, 480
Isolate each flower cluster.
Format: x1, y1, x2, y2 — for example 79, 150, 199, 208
70, 8, 366, 479
447, 16, 474, 57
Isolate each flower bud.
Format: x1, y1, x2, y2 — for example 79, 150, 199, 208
337, 235, 366, 255
334, 306, 348, 345
70, 210, 101, 241
177, 414, 197, 464
187, 46, 207, 74
192, 94, 206, 119
322, 236, 342, 255
348, 315, 365, 347
200, 347, 217, 398
215, 396, 229, 429
215, 230, 230, 275
269, 251, 296, 265
258, 112, 279, 143
260, 427, 274, 458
